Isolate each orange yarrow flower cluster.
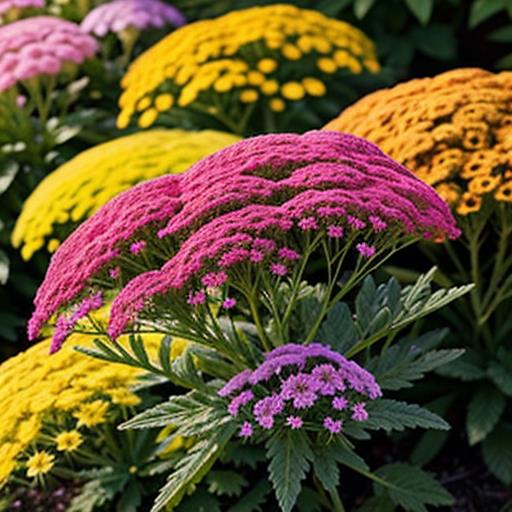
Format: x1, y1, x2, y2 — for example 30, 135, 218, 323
326, 68, 512, 215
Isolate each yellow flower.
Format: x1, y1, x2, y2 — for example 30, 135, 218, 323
74, 400, 110, 427
302, 77, 326, 97
326, 68, 512, 214
55, 430, 83, 452
108, 388, 142, 407
155, 93, 174, 112
117, 5, 378, 130
269, 98, 285, 112
240, 89, 259, 103
281, 82, 305, 101
260, 80, 279, 96
26, 451, 55, 477
12, 130, 240, 260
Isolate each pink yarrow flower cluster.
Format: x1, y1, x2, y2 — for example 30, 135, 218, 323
0, 16, 97, 92
0, 0, 43, 16
218, 343, 381, 438
81, 0, 185, 38
29, 131, 460, 347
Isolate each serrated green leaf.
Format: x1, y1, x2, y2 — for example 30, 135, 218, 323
435, 350, 486, 381
405, 0, 433, 24
297, 487, 323, 512
152, 423, 237, 512
266, 431, 314, 512
223, 442, 266, 470
469, 0, 506, 28
365, 400, 450, 432
332, 443, 369, 473
207, 470, 248, 497
467, 385, 505, 445
355, 275, 377, 333
374, 463, 453, 512
317, 302, 356, 352
488, 24, 512, 42
228, 480, 272, 512
482, 424, 512, 485
313, 449, 339, 492
177, 488, 221, 512
487, 347, 512, 396
357, 495, 395, 512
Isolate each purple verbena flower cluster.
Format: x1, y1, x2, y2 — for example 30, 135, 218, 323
218, 343, 381, 438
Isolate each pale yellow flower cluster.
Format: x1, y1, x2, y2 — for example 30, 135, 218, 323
117, 4, 379, 130
12, 129, 240, 260
0, 325, 162, 485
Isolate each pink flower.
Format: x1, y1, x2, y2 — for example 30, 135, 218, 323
327, 225, 344, 238
369, 215, 387, 232
187, 290, 206, 306
281, 373, 318, 409
270, 263, 288, 276
286, 416, 304, 429
278, 247, 300, 261
228, 390, 254, 417
201, 271, 228, 288
332, 396, 349, 411
324, 416, 343, 434
222, 297, 237, 309
356, 242, 376, 258
351, 402, 369, 422
298, 217, 318, 231
348, 215, 366, 230
109, 266, 121, 279
130, 240, 146, 254
239, 421, 253, 438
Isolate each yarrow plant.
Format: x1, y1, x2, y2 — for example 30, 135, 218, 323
81, 0, 185, 65
28, 131, 459, 352
116, 4, 380, 134
0, 315, 172, 509
0, 0, 43, 22
12, 129, 239, 260
220, 343, 381, 438
26, 129, 470, 512
328, 68, 512, 484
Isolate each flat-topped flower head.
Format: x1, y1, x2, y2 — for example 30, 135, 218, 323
12, 129, 240, 261
29, 131, 459, 345
116, 4, 380, 133
0, 316, 162, 487
0, 16, 97, 92
326, 68, 512, 216
220, 342, 380, 438
81, 0, 185, 38
0, 0, 43, 20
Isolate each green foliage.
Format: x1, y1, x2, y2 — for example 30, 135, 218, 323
207, 470, 248, 497
487, 347, 512, 396
466, 384, 506, 445
364, 400, 450, 432
266, 431, 314, 512
482, 424, 512, 485
373, 463, 454, 512
228, 480, 272, 512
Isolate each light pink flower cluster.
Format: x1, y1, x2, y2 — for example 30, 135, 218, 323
81, 0, 185, 38
0, 16, 97, 92
29, 131, 460, 345
218, 343, 381, 438
0, 0, 43, 16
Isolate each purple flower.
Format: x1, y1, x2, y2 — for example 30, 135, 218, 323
239, 421, 253, 438
324, 416, 343, 434
356, 242, 376, 258
109, 266, 121, 279
327, 225, 344, 238
311, 364, 346, 395
187, 290, 206, 305
218, 369, 252, 397
228, 390, 254, 416
223, 297, 237, 309
351, 402, 369, 422
348, 215, 366, 230
253, 394, 284, 429
332, 396, 349, 411
298, 217, 318, 231
369, 215, 387, 232
286, 416, 303, 429
201, 271, 228, 288
250, 250, 264, 263
249, 354, 305, 385
252, 238, 276, 252
130, 240, 146, 254
270, 263, 288, 276
281, 373, 319, 409
278, 247, 300, 261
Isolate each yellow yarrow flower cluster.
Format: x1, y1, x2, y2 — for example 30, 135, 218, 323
12, 129, 240, 260
326, 68, 512, 216
0, 325, 162, 487
117, 3, 379, 133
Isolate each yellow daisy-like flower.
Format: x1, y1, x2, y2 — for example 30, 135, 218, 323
108, 388, 142, 407
55, 430, 83, 452
326, 68, 512, 215
117, 4, 379, 134
74, 399, 110, 427
26, 451, 55, 477
12, 129, 240, 260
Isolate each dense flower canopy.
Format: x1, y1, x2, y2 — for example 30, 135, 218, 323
81, 0, 185, 38
0, 16, 97, 92
326, 68, 512, 215
116, 3, 380, 131
12, 129, 240, 260
0, 325, 161, 486
29, 131, 459, 345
